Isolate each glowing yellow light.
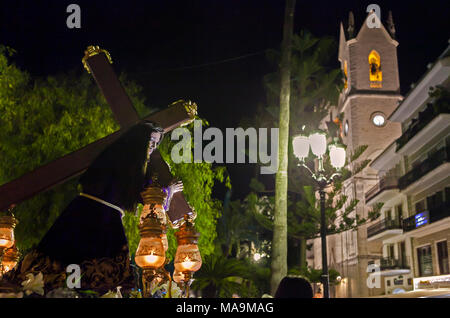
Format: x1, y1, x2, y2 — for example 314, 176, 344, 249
368, 50, 382, 87
344, 60, 348, 89
135, 237, 165, 269
174, 244, 202, 272
181, 256, 196, 271
0, 226, 14, 248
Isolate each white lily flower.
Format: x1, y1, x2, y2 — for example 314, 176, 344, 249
21, 272, 45, 296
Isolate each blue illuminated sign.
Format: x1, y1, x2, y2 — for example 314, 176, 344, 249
415, 211, 429, 228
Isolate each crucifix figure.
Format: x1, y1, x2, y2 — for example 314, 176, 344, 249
2, 46, 196, 294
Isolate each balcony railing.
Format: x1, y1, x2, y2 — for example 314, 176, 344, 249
396, 101, 449, 151
365, 176, 399, 203
380, 256, 410, 270
403, 201, 450, 232
367, 218, 402, 238
398, 147, 449, 190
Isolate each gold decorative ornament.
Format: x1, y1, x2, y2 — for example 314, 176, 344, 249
183, 100, 198, 120
82, 45, 113, 74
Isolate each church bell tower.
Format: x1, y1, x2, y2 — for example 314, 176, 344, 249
331, 10, 403, 297
337, 10, 402, 164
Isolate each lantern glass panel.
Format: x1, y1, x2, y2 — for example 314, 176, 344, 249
174, 244, 202, 272
0, 228, 14, 249
135, 237, 165, 269
292, 135, 310, 160
329, 145, 346, 169
308, 132, 327, 157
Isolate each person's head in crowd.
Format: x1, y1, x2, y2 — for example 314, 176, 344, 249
275, 276, 313, 298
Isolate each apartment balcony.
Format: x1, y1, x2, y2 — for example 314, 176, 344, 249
367, 218, 403, 241
403, 201, 450, 233
380, 256, 411, 276
365, 176, 399, 205
398, 146, 450, 192
396, 101, 450, 154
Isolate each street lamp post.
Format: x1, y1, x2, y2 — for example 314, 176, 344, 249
292, 131, 346, 299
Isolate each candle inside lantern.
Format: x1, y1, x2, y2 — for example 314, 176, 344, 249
0, 228, 14, 249
181, 256, 196, 271
174, 244, 202, 272
135, 237, 165, 268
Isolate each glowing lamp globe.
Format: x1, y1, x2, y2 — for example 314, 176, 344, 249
174, 215, 202, 273
0, 216, 17, 249
135, 237, 166, 269
135, 212, 166, 269
308, 131, 327, 157
329, 144, 346, 169
174, 244, 202, 272
292, 134, 310, 160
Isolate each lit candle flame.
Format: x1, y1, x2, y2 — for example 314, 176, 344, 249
181, 256, 195, 270
144, 250, 158, 265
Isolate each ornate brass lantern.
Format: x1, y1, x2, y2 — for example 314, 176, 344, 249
135, 177, 170, 297
135, 212, 166, 270
0, 215, 17, 250
174, 213, 201, 297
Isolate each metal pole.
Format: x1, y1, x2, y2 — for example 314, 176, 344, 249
319, 187, 330, 298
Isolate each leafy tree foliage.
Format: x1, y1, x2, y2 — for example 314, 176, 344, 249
154, 119, 231, 260
190, 253, 269, 298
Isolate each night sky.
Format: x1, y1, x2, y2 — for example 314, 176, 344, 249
1, 0, 449, 199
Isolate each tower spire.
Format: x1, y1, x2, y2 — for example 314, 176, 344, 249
386, 10, 396, 39
348, 11, 355, 38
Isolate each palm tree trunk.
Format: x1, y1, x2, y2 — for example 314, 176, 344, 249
271, 0, 296, 295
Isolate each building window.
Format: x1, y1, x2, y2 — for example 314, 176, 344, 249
399, 241, 407, 267
415, 200, 426, 213
396, 204, 403, 224
387, 244, 395, 259
386, 209, 392, 220
417, 245, 433, 277
368, 50, 382, 88
427, 191, 444, 210
437, 241, 449, 275
343, 60, 349, 89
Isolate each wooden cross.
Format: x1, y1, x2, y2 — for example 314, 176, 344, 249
0, 46, 195, 222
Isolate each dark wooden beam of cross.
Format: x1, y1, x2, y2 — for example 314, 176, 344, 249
0, 46, 196, 222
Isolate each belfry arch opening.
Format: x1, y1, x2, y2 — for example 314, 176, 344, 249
368, 50, 382, 87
